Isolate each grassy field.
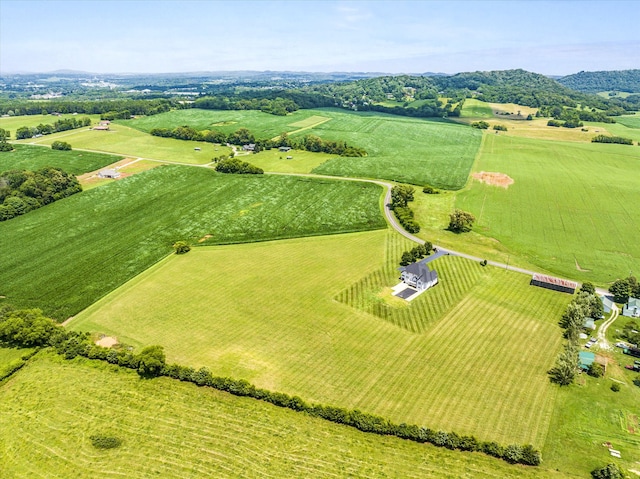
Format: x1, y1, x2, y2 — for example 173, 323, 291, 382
0, 165, 385, 320
0, 352, 573, 479
454, 133, 640, 284
0, 114, 102, 137
0, 144, 121, 174
0, 347, 32, 379
461, 98, 494, 118
16, 123, 233, 164
70, 230, 569, 446
246, 148, 335, 174
615, 113, 640, 129
122, 108, 482, 188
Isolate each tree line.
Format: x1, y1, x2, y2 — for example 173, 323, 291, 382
15, 117, 91, 139
0, 304, 542, 467
389, 185, 420, 234
0, 167, 82, 221
150, 125, 367, 157
591, 135, 634, 145
548, 283, 604, 385
0, 98, 174, 118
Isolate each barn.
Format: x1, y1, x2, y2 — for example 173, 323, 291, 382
530, 273, 577, 294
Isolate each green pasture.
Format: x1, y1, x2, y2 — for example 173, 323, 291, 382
0, 165, 384, 320
248, 149, 335, 174
456, 133, 640, 284
0, 347, 32, 379
71, 230, 569, 446
615, 113, 640, 129
461, 98, 494, 118
122, 108, 482, 188
16, 123, 232, 164
0, 144, 121, 175
0, 352, 572, 479
543, 369, 640, 476
0, 114, 102, 137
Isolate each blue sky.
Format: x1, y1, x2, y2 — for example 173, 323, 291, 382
1, 0, 639, 75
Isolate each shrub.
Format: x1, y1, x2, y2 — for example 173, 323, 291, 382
422, 185, 439, 194
51, 141, 72, 151
610, 383, 621, 392
172, 241, 191, 254
633, 377, 640, 387
480, 259, 488, 266
592, 134, 633, 145
471, 121, 489, 129
591, 463, 626, 479
215, 157, 263, 174
90, 435, 122, 450
448, 209, 475, 233
492, 124, 508, 131
587, 362, 605, 378
0, 141, 13, 152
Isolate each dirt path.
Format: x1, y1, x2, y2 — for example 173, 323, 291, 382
597, 303, 619, 350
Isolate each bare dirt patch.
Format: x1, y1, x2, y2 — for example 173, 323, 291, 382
96, 336, 118, 348
472, 171, 514, 188
198, 234, 213, 243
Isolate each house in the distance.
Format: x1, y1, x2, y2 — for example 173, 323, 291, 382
400, 261, 438, 292
98, 169, 120, 179
622, 297, 640, 318
242, 143, 255, 151
93, 120, 110, 131
278, 146, 291, 152
601, 296, 615, 314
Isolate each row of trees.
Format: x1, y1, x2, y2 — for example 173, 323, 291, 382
0, 98, 174, 117
0, 167, 82, 221
400, 241, 433, 266
214, 157, 263, 175
548, 284, 604, 385
0, 303, 542, 467
15, 116, 91, 139
389, 185, 420, 234
194, 96, 299, 116
592, 135, 634, 145
149, 125, 367, 157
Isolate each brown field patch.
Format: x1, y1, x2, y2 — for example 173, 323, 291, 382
472, 171, 514, 188
198, 234, 213, 243
95, 336, 118, 348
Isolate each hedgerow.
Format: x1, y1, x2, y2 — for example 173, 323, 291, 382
0, 305, 541, 467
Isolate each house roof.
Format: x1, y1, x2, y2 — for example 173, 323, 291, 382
583, 318, 596, 329
579, 351, 595, 368
626, 297, 640, 308
401, 261, 438, 282
601, 296, 615, 308
532, 273, 577, 289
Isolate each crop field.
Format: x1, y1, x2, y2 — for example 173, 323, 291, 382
70, 230, 569, 446
456, 133, 640, 284
122, 108, 482, 188
0, 165, 385, 319
17, 123, 232, 164
0, 114, 102, 136
0, 144, 121, 174
0, 352, 573, 479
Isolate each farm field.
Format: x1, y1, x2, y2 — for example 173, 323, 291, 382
70, 230, 569, 446
460, 98, 494, 118
122, 108, 483, 188
454, 133, 640, 284
247, 148, 335, 174
0, 113, 102, 135
0, 165, 385, 320
615, 113, 640, 129
0, 352, 573, 479
16, 123, 232, 164
0, 144, 121, 174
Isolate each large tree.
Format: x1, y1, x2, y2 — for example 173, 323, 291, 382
448, 209, 475, 233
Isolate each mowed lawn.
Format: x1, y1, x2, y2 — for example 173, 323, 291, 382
0, 144, 121, 174
17, 123, 232, 164
0, 165, 385, 320
0, 352, 573, 479
456, 134, 640, 284
123, 108, 482, 188
71, 231, 569, 446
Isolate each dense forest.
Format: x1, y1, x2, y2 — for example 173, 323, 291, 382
558, 69, 640, 93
